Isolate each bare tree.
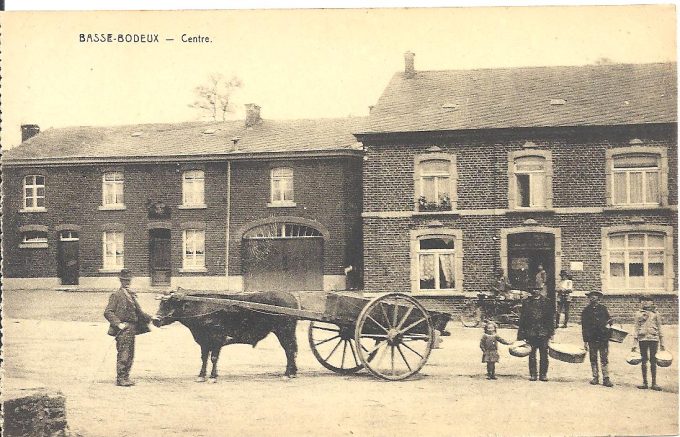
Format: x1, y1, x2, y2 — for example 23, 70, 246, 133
189, 73, 243, 121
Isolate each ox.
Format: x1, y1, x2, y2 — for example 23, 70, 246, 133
153, 291, 298, 382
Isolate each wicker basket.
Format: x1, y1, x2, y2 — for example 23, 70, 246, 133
609, 326, 628, 343
509, 341, 531, 358
548, 342, 586, 363
656, 350, 673, 368
626, 350, 642, 365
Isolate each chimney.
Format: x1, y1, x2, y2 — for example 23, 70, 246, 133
21, 124, 40, 142
245, 104, 261, 128
404, 51, 416, 78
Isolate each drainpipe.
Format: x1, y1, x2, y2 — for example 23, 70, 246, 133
225, 160, 231, 290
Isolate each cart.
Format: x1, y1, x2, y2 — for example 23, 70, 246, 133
173, 291, 451, 381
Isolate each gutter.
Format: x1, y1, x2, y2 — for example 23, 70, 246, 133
2, 149, 364, 167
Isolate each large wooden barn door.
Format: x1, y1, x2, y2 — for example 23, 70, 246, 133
243, 223, 324, 292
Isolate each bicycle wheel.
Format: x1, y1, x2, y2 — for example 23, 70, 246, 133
460, 299, 482, 328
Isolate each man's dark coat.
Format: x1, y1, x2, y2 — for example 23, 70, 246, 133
104, 287, 152, 336
517, 295, 555, 340
581, 302, 611, 343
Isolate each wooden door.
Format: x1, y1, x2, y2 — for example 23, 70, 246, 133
150, 229, 171, 286
243, 238, 323, 291
57, 232, 79, 285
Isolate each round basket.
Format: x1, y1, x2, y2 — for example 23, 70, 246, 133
609, 326, 628, 343
548, 343, 586, 363
626, 350, 642, 365
656, 350, 673, 368
509, 341, 531, 358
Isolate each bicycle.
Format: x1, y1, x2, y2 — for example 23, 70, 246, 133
460, 291, 524, 328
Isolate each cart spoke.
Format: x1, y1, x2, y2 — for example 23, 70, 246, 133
390, 345, 396, 375
400, 317, 428, 335
324, 337, 344, 362
396, 306, 414, 331
366, 315, 389, 333
400, 341, 424, 359
402, 334, 430, 341
392, 304, 399, 329
396, 345, 412, 371
365, 339, 387, 357
314, 334, 341, 347
380, 303, 392, 329
341, 340, 348, 368
348, 339, 359, 366
312, 325, 341, 333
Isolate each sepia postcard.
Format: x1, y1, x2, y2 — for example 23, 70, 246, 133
1, 4, 677, 437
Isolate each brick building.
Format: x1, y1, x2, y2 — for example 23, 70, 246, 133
2, 106, 364, 292
355, 54, 678, 322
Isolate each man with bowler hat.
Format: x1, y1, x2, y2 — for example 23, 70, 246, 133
517, 286, 554, 381
581, 290, 613, 387
104, 268, 154, 386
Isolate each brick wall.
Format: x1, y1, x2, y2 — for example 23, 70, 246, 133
2, 156, 362, 284
363, 125, 677, 212
361, 124, 678, 311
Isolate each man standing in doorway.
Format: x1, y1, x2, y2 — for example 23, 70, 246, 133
535, 264, 547, 297
104, 268, 155, 386
517, 287, 555, 381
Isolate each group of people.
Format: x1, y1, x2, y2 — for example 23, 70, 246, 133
104, 267, 667, 391
480, 269, 667, 391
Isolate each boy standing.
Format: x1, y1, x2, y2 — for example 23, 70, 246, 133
581, 290, 613, 387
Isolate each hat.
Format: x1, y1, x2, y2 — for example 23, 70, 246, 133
119, 268, 133, 280
585, 290, 603, 297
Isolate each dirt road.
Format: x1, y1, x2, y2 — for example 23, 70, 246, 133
3, 290, 678, 437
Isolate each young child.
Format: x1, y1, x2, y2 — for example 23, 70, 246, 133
480, 321, 511, 380
633, 295, 665, 391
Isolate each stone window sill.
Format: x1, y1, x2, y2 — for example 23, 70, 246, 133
178, 204, 208, 210
603, 205, 671, 212
505, 208, 556, 215
99, 268, 123, 273
19, 242, 48, 249
19, 208, 47, 213
412, 210, 460, 217
179, 267, 208, 273
267, 201, 297, 208
98, 204, 126, 211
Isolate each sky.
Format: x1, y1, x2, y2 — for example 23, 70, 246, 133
1, 5, 676, 148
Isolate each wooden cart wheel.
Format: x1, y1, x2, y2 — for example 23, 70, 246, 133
308, 321, 363, 374
354, 293, 434, 381
460, 299, 482, 328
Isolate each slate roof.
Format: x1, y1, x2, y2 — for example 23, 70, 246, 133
3, 117, 365, 164
359, 62, 677, 134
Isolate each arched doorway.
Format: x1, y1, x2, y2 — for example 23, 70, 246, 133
242, 222, 324, 291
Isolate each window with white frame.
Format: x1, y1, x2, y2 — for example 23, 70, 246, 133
102, 172, 124, 207
417, 236, 456, 290
183, 229, 205, 269
20, 231, 48, 248
612, 154, 661, 206
607, 232, 666, 290
182, 170, 205, 206
417, 160, 452, 211
23, 175, 46, 210
102, 231, 124, 269
514, 156, 546, 208
271, 167, 294, 204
